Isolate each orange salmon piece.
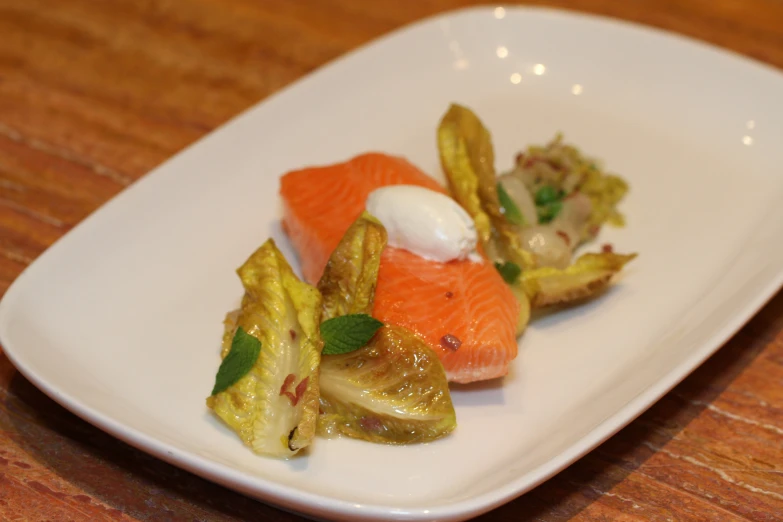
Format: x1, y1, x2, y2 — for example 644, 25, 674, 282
280, 152, 519, 383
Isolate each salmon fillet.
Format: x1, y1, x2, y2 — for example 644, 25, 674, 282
280, 152, 519, 383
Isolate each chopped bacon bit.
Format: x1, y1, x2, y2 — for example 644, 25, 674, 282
555, 230, 571, 247
289, 329, 297, 341
515, 153, 525, 165
280, 374, 298, 405
280, 374, 296, 395
294, 377, 309, 405
440, 334, 462, 351
359, 416, 384, 432
588, 224, 600, 238
602, 243, 614, 253
445, 291, 454, 299
280, 375, 308, 406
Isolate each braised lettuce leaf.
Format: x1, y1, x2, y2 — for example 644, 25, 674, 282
318, 325, 456, 444
317, 211, 387, 320
522, 251, 636, 308
207, 239, 323, 458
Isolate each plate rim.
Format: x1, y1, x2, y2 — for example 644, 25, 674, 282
2, 5, 783, 521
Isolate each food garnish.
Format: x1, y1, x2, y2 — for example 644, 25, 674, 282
497, 182, 525, 226
210, 327, 261, 396
533, 185, 565, 224
494, 261, 522, 285
320, 314, 384, 355
366, 186, 479, 263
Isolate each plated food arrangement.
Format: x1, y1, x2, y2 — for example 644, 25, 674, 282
206, 104, 636, 458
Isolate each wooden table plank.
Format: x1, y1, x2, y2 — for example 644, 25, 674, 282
1, 0, 781, 520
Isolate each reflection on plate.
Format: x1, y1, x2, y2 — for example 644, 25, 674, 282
1, 6, 783, 522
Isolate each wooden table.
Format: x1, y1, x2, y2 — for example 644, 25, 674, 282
1, 1, 782, 520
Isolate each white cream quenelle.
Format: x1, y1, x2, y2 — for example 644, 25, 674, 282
365, 185, 480, 263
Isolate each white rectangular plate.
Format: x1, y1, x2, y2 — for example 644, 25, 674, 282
2, 6, 783, 521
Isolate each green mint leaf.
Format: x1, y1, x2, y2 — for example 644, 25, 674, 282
321, 314, 383, 355
497, 183, 524, 226
534, 185, 563, 206
211, 326, 261, 396
537, 200, 563, 224
494, 261, 521, 284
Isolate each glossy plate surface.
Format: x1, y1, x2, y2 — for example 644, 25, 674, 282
2, 6, 783, 521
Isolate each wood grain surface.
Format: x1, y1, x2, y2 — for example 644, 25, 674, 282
1, 0, 782, 520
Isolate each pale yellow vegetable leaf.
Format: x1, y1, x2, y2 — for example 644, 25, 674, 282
522, 251, 637, 308
207, 239, 323, 458
318, 325, 457, 444
317, 211, 387, 320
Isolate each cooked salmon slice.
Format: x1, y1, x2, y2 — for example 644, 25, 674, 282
281, 152, 445, 284
280, 152, 519, 383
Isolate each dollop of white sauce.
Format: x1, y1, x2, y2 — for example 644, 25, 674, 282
365, 185, 479, 263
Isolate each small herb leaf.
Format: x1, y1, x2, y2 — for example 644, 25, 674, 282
211, 327, 261, 396
497, 183, 524, 226
534, 185, 563, 205
534, 186, 566, 224
494, 261, 522, 284
321, 314, 383, 355
537, 200, 563, 224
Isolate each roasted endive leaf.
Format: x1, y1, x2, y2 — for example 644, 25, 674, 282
318, 325, 456, 444
522, 251, 637, 308
317, 211, 387, 320
436, 106, 492, 245
437, 103, 535, 269
207, 239, 323, 458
